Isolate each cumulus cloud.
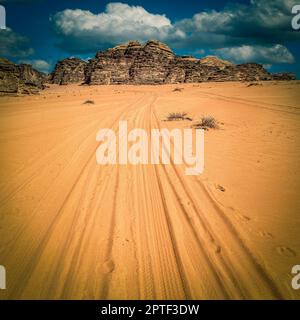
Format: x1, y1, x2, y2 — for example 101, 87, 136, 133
18, 59, 51, 73
213, 44, 295, 64
50, 1, 298, 65
0, 28, 34, 57
175, 0, 300, 48
51, 2, 185, 53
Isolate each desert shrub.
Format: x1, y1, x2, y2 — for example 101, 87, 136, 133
194, 116, 219, 130
247, 82, 262, 87
166, 112, 192, 121
173, 87, 183, 92
83, 100, 95, 105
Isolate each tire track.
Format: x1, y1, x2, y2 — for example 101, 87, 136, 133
5, 95, 147, 298
151, 104, 284, 299
0, 98, 144, 206
137, 96, 189, 299
196, 90, 300, 116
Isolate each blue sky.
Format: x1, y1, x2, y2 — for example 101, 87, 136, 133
0, 0, 299, 76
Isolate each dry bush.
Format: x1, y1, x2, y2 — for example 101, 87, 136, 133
166, 112, 192, 121
247, 82, 262, 87
194, 116, 219, 130
83, 100, 95, 105
173, 87, 184, 92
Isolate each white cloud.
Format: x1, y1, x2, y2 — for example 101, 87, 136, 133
18, 59, 51, 73
263, 64, 272, 70
176, 10, 233, 34
213, 44, 295, 64
50, 1, 298, 66
0, 28, 34, 57
51, 2, 185, 52
175, 0, 300, 48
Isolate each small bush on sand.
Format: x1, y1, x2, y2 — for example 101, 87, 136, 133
173, 87, 184, 92
83, 100, 95, 105
166, 112, 192, 121
194, 116, 219, 130
247, 82, 262, 87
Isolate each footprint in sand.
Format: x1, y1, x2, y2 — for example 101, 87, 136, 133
101, 260, 115, 274
215, 245, 222, 254
259, 231, 273, 239
276, 246, 296, 258
216, 185, 226, 192
242, 215, 251, 222
227, 207, 251, 223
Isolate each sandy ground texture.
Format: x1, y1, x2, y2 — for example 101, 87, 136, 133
0, 81, 299, 300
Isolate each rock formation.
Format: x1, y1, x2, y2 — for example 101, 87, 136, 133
85, 41, 142, 85
199, 56, 233, 69
128, 40, 175, 84
1, 40, 292, 93
60, 40, 294, 85
51, 58, 88, 85
272, 72, 296, 81
0, 58, 46, 95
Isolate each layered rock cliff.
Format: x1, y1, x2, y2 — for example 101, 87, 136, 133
51, 58, 88, 85
51, 40, 296, 85
0, 58, 46, 95
272, 72, 296, 81
0, 40, 295, 96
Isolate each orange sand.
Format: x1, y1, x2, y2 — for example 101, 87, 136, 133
0, 81, 299, 299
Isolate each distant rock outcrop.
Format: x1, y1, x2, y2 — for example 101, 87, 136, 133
85, 41, 142, 85
1, 41, 295, 96
199, 56, 233, 69
128, 40, 175, 84
49, 40, 297, 85
272, 72, 296, 81
0, 58, 46, 95
51, 58, 88, 85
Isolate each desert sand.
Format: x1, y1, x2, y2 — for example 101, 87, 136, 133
0, 81, 299, 299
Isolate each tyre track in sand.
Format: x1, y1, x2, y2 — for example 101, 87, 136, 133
150, 101, 284, 299
195, 90, 300, 116
4, 94, 147, 299
1, 85, 297, 300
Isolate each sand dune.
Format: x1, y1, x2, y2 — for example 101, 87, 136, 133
0, 81, 299, 299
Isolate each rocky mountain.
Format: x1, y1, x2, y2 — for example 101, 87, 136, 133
51, 58, 88, 85
50, 40, 296, 85
0, 58, 46, 95
0, 40, 296, 95
199, 56, 233, 69
272, 72, 296, 81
